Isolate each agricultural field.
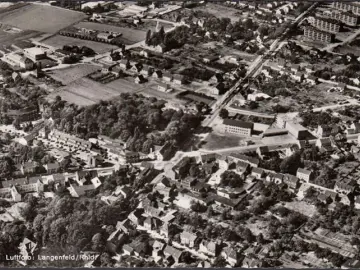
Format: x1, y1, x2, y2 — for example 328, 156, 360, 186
0, 3, 87, 33
41, 34, 118, 54
46, 64, 100, 85
75, 21, 146, 45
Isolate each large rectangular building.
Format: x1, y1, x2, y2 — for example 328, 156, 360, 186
309, 16, 340, 33
222, 119, 253, 136
303, 26, 334, 43
333, 2, 360, 16
285, 121, 308, 140
325, 10, 359, 26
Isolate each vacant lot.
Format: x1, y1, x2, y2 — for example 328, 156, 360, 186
47, 64, 100, 85
284, 200, 317, 218
42, 34, 118, 53
75, 21, 145, 45
0, 3, 87, 33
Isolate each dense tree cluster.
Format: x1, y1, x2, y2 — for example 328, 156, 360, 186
299, 111, 340, 128
48, 93, 202, 154
220, 170, 243, 188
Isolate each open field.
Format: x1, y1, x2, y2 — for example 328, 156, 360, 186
201, 132, 245, 150
0, 24, 41, 49
46, 64, 100, 85
193, 3, 243, 22
47, 76, 145, 106
75, 21, 146, 45
42, 34, 118, 53
0, 3, 87, 33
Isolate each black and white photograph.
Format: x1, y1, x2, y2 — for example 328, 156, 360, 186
0, 0, 360, 268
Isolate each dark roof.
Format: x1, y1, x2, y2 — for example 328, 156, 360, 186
223, 119, 253, 129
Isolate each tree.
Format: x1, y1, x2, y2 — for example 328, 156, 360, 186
280, 151, 302, 174
145, 29, 152, 45
212, 256, 227, 267
219, 108, 229, 119
12, 117, 21, 130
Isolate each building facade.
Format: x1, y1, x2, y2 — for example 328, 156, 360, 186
309, 16, 340, 33
303, 26, 334, 43
222, 119, 253, 136
333, 2, 360, 16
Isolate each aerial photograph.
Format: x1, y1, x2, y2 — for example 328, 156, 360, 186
1, 0, 360, 268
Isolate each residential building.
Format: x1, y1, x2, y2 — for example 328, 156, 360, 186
251, 167, 265, 179
333, 2, 360, 16
303, 26, 334, 43
325, 10, 359, 26
180, 231, 198, 248
221, 246, 238, 266
44, 162, 60, 174
296, 168, 313, 182
48, 130, 92, 151
21, 162, 38, 175
157, 82, 170, 92
317, 124, 339, 138
309, 16, 341, 33
222, 119, 253, 136
342, 258, 360, 269
283, 174, 299, 190
4, 53, 34, 69
173, 74, 184, 85
163, 245, 183, 265
199, 240, 220, 257
334, 181, 355, 195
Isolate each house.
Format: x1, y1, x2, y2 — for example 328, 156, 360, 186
355, 196, 360, 209
266, 173, 283, 184
44, 162, 60, 174
157, 82, 170, 92
199, 240, 220, 257
119, 59, 129, 69
306, 75, 318, 85
256, 146, 270, 159
317, 193, 332, 204
203, 55, 219, 63
163, 245, 183, 265
180, 231, 198, 248
131, 63, 142, 73
152, 70, 162, 78
221, 246, 238, 266
242, 256, 264, 268
144, 216, 162, 231
251, 167, 265, 179
283, 174, 299, 190
317, 125, 339, 138
134, 75, 146, 84
351, 122, 360, 133
173, 74, 184, 85
342, 258, 360, 269
128, 209, 145, 226
334, 181, 355, 195
140, 65, 153, 76
152, 240, 165, 259
115, 186, 132, 198
316, 138, 334, 152
162, 72, 173, 82
296, 168, 313, 182
122, 244, 134, 256
208, 73, 224, 85
237, 161, 250, 173
297, 182, 311, 199
21, 162, 38, 175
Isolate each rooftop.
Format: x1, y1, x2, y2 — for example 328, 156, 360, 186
223, 119, 254, 129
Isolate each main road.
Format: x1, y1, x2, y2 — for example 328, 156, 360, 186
201, 3, 318, 129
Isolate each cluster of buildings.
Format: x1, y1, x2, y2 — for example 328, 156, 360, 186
3, 45, 48, 70
303, 2, 360, 43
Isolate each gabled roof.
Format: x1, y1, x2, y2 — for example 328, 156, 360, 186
297, 168, 312, 176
